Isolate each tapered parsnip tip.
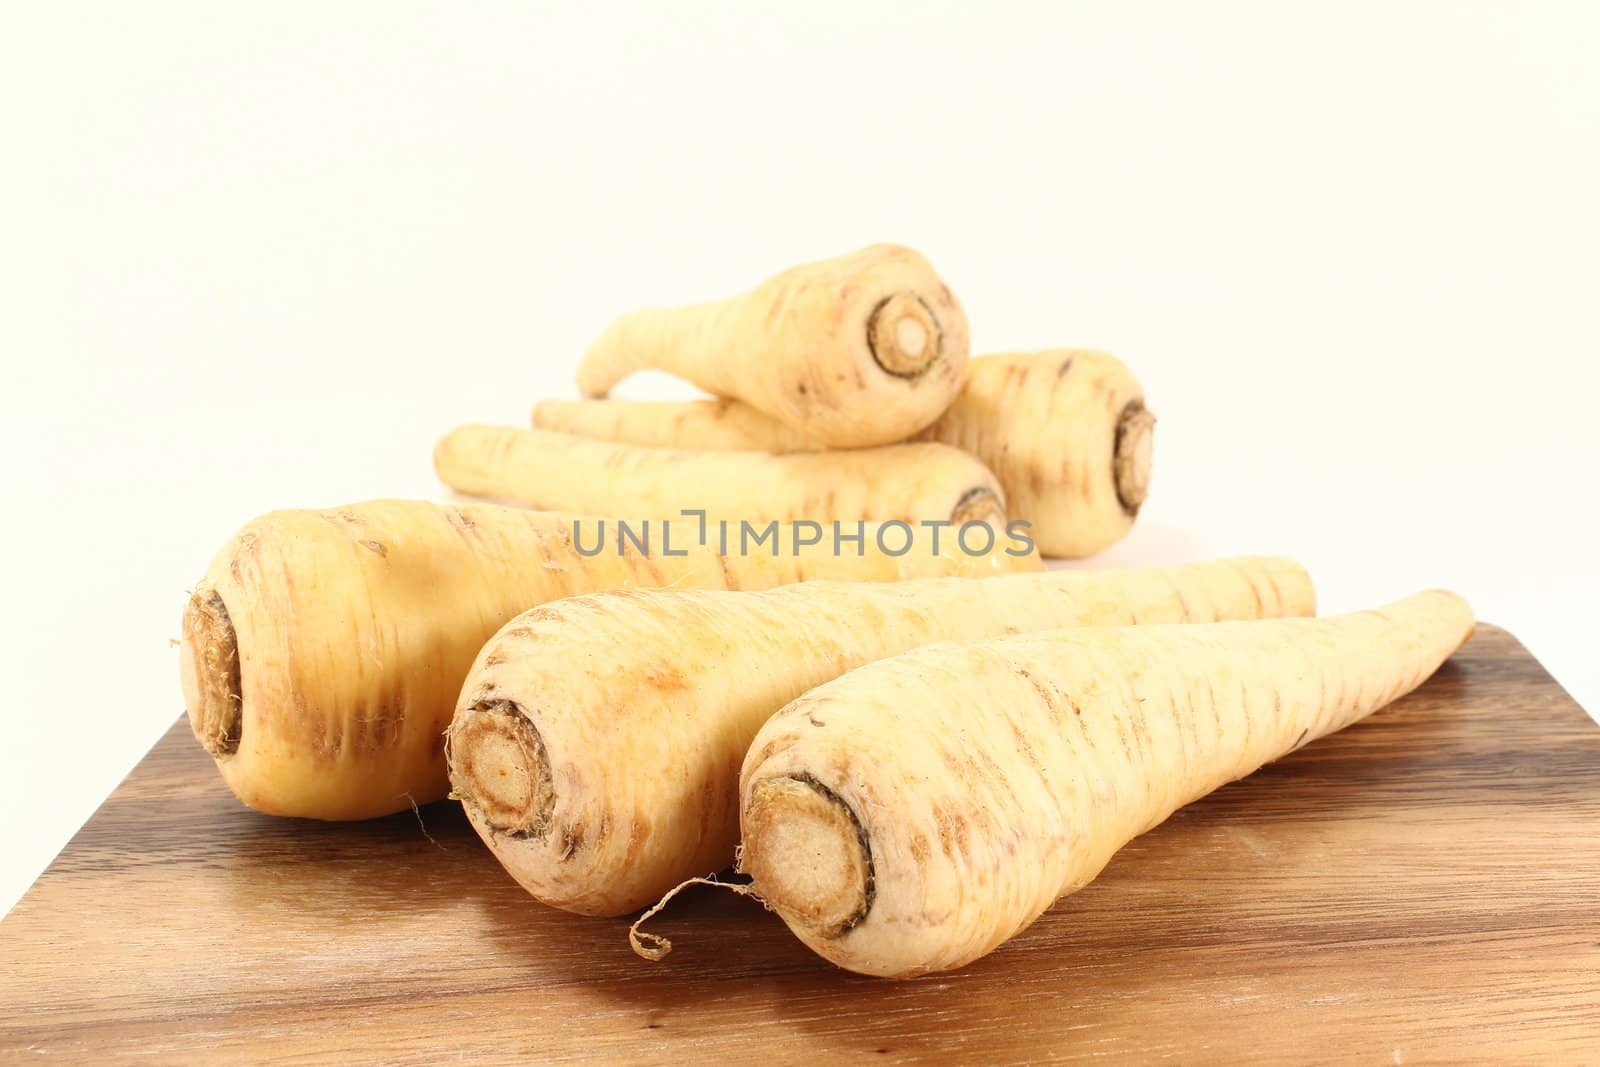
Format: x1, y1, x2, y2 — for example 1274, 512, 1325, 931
1114, 401, 1156, 514
432, 424, 478, 473
951, 486, 1006, 527
868, 291, 942, 378
742, 775, 872, 939
1416, 589, 1475, 628
448, 701, 552, 837
180, 589, 242, 759
431, 429, 454, 477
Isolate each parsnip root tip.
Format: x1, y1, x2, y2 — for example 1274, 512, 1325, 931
1114, 401, 1156, 515
628, 875, 763, 963
950, 486, 1006, 528
868, 292, 941, 378
741, 775, 873, 939
180, 590, 242, 758
629, 926, 673, 963
447, 700, 552, 838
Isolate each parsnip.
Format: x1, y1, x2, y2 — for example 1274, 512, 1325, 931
179, 500, 1035, 821
434, 425, 1010, 529
738, 591, 1473, 977
574, 244, 969, 448
533, 396, 820, 453
920, 350, 1150, 557
533, 350, 1152, 557
448, 557, 1313, 917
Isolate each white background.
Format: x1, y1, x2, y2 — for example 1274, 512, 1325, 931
2, 2, 1596, 918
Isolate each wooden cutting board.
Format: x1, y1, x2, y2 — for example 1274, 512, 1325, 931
2, 624, 1597, 1063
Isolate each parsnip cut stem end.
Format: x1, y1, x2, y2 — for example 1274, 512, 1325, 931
181, 591, 242, 758
1115, 401, 1156, 515
448, 700, 552, 838
868, 292, 941, 378
951, 487, 1007, 528
741, 774, 873, 939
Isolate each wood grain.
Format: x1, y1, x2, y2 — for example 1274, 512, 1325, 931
2, 625, 1597, 1063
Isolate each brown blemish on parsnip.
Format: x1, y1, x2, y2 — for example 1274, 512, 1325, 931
347, 698, 406, 755
1015, 667, 1060, 720
933, 802, 971, 860
643, 661, 691, 693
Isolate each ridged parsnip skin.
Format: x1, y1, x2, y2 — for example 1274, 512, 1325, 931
573, 244, 969, 448
533, 397, 821, 453
434, 425, 1009, 528
178, 500, 1037, 821
531, 350, 1153, 558
739, 591, 1474, 977
448, 557, 1313, 916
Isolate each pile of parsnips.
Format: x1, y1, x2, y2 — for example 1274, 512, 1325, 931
179, 244, 1473, 978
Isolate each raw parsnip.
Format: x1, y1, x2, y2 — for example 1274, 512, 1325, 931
447, 557, 1313, 917
738, 591, 1473, 977
918, 350, 1150, 557
533, 350, 1152, 557
574, 244, 969, 448
434, 425, 1010, 529
179, 500, 1035, 821
533, 396, 820, 453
